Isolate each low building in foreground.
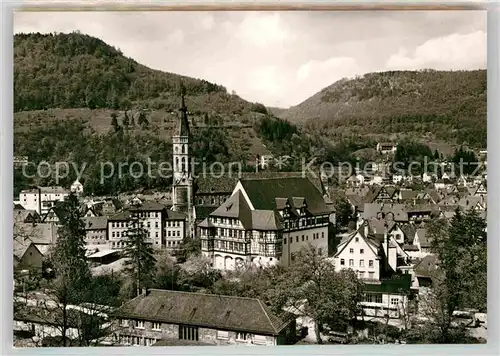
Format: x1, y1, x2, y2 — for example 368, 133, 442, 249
113, 289, 296, 346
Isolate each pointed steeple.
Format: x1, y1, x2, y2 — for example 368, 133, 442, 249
178, 82, 190, 137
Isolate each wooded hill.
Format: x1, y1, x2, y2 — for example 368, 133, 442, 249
13, 32, 486, 196
277, 70, 487, 149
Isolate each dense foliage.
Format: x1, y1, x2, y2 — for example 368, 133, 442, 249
14, 118, 173, 196
14, 32, 227, 112
452, 146, 479, 175
424, 209, 487, 342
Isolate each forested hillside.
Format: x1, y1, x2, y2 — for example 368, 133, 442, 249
279, 70, 487, 149
13, 32, 486, 197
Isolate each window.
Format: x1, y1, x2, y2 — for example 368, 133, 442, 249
302, 235, 304, 241
179, 325, 199, 341
390, 298, 399, 306
217, 330, 229, 339
296, 236, 299, 243
283, 238, 287, 245
253, 335, 267, 345
360, 249, 364, 254
121, 319, 129, 327
134, 320, 144, 329
369, 260, 374, 268
152, 322, 161, 330
349, 248, 354, 253
359, 271, 365, 278
322, 232, 325, 238
340, 259, 345, 266
349, 259, 354, 267
374, 294, 382, 303
318, 248, 323, 255
369, 271, 375, 279
355, 237, 359, 242
359, 259, 365, 267
236, 332, 249, 341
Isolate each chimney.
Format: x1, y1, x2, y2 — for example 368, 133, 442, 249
364, 223, 369, 237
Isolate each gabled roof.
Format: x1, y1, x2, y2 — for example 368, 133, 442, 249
413, 254, 438, 278
195, 206, 217, 222
345, 194, 365, 211
14, 209, 40, 223
14, 222, 58, 245
399, 189, 418, 201
210, 191, 253, 229
165, 210, 186, 220
195, 171, 325, 196
400, 224, 417, 243
82, 216, 108, 230
116, 289, 294, 336
363, 203, 408, 222
14, 236, 34, 260
239, 177, 332, 215
205, 191, 283, 231
335, 224, 381, 258
416, 228, 430, 248
129, 201, 167, 212
108, 210, 131, 221
251, 210, 283, 230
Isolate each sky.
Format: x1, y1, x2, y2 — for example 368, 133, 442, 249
14, 10, 486, 108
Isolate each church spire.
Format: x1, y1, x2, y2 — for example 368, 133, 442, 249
178, 82, 190, 137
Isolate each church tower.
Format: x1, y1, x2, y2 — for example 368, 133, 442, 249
172, 85, 195, 238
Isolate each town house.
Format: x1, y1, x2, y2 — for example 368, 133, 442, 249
113, 289, 296, 346
164, 210, 187, 252
334, 221, 412, 319
19, 187, 70, 215
82, 216, 108, 247
199, 177, 335, 270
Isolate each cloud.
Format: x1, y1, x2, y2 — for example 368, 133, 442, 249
200, 14, 215, 31
294, 57, 361, 104
13, 11, 486, 107
386, 30, 486, 71
235, 12, 289, 47
166, 29, 184, 47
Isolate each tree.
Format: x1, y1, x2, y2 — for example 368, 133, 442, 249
334, 195, 353, 230
123, 208, 157, 297
153, 251, 180, 290
268, 245, 363, 344
110, 112, 119, 132
177, 256, 222, 292
123, 111, 129, 128
424, 209, 487, 342
17, 193, 93, 346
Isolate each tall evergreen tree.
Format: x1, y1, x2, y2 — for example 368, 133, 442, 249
425, 209, 487, 342
123, 206, 156, 297
37, 193, 91, 346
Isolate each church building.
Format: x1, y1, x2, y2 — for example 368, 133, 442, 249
171, 88, 195, 239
